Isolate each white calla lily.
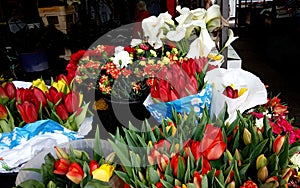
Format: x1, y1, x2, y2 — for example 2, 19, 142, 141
206, 5, 221, 23
186, 28, 215, 58
224, 29, 239, 49
166, 26, 186, 42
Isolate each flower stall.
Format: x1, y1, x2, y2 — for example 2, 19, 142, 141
2, 2, 300, 188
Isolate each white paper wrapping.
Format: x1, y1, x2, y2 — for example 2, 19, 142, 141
204, 68, 268, 123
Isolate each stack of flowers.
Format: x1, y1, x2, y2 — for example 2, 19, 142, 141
0, 75, 89, 133
16, 127, 118, 188
108, 97, 300, 187
0, 74, 91, 173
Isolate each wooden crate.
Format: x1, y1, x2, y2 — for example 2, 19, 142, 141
38, 5, 76, 34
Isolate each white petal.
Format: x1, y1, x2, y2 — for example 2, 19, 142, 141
166, 26, 186, 42
224, 29, 239, 48
130, 39, 142, 47
206, 4, 221, 23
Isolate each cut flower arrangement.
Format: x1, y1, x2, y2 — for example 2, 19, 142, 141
67, 3, 235, 105
0, 73, 93, 174
0, 75, 90, 133
16, 93, 300, 187
13, 3, 300, 188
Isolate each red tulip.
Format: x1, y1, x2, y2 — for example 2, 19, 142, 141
49, 89, 64, 105
223, 86, 238, 99
201, 157, 211, 174
154, 139, 171, 153
170, 154, 185, 178
16, 88, 33, 103
54, 158, 70, 175
0, 103, 8, 119
200, 124, 226, 161
189, 140, 201, 161
240, 180, 258, 188
193, 171, 202, 188
0, 86, 9, 102
155, 182, 164, 188
56, 104, 69, 121
66, 162, 84, 184
89, 160, 99, 175
4, 82, 16, 100
33, 87, 47, 107
273, 135, 285, 155
64, 91, 80, 113
157, 154, 169, 172
16, 101, 38, 123
169, 89, 179, 101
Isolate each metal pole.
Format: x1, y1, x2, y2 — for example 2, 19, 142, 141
220, 0, 229, 68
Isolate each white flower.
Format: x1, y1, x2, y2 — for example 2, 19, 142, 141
205, 4, 221, 33
224, 29, 239, 49
186, 28, 215, 58
114, 46, 124, 55
255, 118, 264, 129
130, 39, 142, 47
142, 13, 172, 49
166, 26, 186, 42
204, 68, 268, 124
113, 51, 132, 68
290, 153, 300, 171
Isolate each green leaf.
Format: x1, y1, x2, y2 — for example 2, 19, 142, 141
147, 166, 160, 184
161, 179, 174, 188
107, 140, 133, 177
75, 102, 90, 128
177, 155, 186, 181
84, 179, 111, 188
93, 125, 103, 161
113, 170, 131, 186
17, 179, 46, 188
279, 137, 289, 169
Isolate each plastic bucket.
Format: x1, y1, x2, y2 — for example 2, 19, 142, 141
20, 52, 49, 72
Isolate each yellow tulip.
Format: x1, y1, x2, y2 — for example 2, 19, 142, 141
52, 79, 70, 94
92, 164, 115, 182
32, 78, 49, 93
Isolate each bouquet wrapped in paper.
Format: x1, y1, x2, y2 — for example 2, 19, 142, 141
144, 57, 215, 123
204, 68, 268, 123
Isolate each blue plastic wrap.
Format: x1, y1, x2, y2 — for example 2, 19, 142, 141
0, 119, 82, 151
145, 83, 212, 123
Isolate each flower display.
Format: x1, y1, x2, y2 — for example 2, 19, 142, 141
17, 127, 117, 187
107, 97, 300, 187
66, 4, 236, 105
0, 75, 90, 133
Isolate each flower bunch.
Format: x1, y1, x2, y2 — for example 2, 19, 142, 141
17, 128, 116, 188
0, 75, 90, 133
108, 101, 300, 187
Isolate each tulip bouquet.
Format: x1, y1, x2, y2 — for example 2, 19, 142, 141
0, 75, 90, 133
16, 127, 118, 188
107, 94, 300, 187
